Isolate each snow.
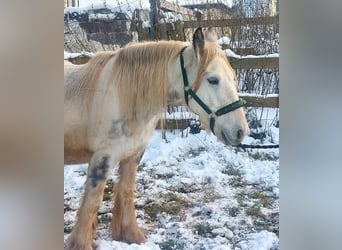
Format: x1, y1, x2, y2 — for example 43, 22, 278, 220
172, 0, 232, 8
160, 11, 184, 23
218, 36, 231, 45
64, 51, 93, 59
89, 13, 117, 20
79, 0, 150, 10
66, 0, 151, 18
96, 240, 160, 249
64, 6, 88, 14
236, 230, 279, 250
239, 93, 278, 98
65, 123, 279, 249
225, 49, 279, 59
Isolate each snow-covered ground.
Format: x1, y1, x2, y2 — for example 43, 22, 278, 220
64, 109, 279, 250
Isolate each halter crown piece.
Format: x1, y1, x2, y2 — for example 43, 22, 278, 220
179, 46, 247, 134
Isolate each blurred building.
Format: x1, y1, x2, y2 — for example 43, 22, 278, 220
64, 0, 79, 8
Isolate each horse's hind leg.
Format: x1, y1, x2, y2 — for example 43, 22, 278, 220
112, 150, 145, 244
66, 152, 111, 250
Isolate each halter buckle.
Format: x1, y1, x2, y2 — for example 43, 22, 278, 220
209, 112, 216, 119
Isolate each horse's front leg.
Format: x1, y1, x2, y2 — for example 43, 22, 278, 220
112, 150, 145, 244
66, 152, 111, 250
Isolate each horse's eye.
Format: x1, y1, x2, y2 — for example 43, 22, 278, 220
207, 77, 219, 85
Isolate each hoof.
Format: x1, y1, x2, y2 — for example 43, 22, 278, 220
66, 236, 94, 250
112, 226, 146, 244
65, 242, 93, 250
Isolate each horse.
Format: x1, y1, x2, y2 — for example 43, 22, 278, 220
64, 27, 249, 249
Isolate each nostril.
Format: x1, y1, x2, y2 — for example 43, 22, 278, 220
237, 129, 243, 140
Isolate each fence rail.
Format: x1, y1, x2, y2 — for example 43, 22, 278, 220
239, 94, 278, 108
229, 57, 278, 69
183, 16, 279, 28
67, 55, 279, 69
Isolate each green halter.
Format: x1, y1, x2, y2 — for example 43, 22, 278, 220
179, 46, 247, 134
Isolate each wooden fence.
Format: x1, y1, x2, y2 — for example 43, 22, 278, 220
183, 16, 279, 28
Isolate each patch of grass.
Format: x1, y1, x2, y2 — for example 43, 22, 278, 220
144, 192, 193, 219
103, 179, 114, 201
235, 189, 276, 223
228, 206, 240, 217
187, 146, 206, 158
236, 190, 274, 210
155, 172, 175, 179
246, 205, 263, 217
161, 192, 186, 203
228, 175, 245, 187
254, 212, 279, 236
64, 221, 73, 233
249, 191, 273, 208
235, 193, 248, 207
194, 222, 214, 237
158, 240, 177, 250
248, 151, 279, 161
222, 165, 241, 176
137, 162, 147, 171
203, 189, 224, 202
144, 203, 164, 218
64, 203, 71, 213
174, 182, 200, 194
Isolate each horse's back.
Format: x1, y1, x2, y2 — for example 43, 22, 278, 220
64, 61, 85, 97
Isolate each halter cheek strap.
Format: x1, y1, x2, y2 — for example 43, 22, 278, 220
179, 46, 247, 134
180, 46, 190, 105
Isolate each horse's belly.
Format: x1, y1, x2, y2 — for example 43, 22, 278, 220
64, 130, 92, 164
64, 148, 91, 164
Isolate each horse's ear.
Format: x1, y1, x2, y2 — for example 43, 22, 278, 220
193, 27, 205, 60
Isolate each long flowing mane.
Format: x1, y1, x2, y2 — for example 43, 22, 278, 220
73, 51, 118, 111
111, 41, 185, 133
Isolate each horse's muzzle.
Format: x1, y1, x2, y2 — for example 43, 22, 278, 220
220, 127, 248, 146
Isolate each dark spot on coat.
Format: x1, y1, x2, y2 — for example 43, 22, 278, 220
110, 119, 130, 137
89, 156, 109, 188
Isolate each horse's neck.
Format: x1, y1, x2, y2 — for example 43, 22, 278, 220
167, 59, 183, 105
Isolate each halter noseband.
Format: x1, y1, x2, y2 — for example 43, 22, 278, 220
179, 46, 247, 134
